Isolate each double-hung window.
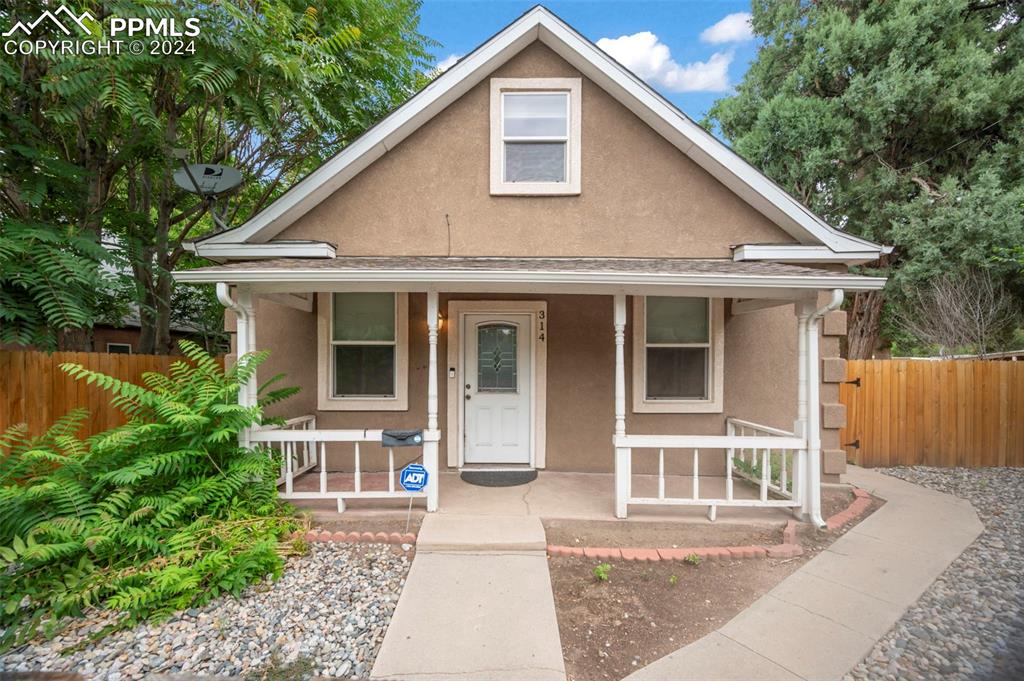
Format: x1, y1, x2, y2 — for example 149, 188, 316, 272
490, 78, 581, 195
633, 296, 724, 413
503, 93, 569, 182
318, 292, 408, 410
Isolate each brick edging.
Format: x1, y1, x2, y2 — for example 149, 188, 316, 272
547, 519, 803, 562
292, 530, 417, 546
825, 487, 872, 531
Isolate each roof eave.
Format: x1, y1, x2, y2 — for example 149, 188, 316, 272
733, 244, 886, 266
171, 267, 887, 293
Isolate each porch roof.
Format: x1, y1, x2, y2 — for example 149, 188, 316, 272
172, 256, 886, 298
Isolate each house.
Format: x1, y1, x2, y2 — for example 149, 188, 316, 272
1, 304, 202, 355
173, 6, 888, 526
92, 305, 205, 355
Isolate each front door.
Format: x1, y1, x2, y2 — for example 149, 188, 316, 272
463, 313, 532, 465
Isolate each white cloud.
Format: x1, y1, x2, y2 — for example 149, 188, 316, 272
596, 31, 733, 92
700, 12, 753, 44
435, 54, 461, 73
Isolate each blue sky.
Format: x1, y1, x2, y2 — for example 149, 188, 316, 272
418, 1, 759, 121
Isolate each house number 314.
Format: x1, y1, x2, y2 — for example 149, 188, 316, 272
538, 310, 546, 342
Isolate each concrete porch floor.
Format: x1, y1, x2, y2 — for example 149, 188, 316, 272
289, 470, 795, 525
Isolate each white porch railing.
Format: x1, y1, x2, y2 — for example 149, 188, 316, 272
261, 415, 319, 486
250, 417, 439, 512
726, 418, 798, 503
613, 421, 806, 520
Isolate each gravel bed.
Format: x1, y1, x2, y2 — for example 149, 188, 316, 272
0, 543, 411, 679
845, 467, 1024, 681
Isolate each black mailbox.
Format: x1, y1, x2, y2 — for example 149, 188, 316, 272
382, 429, 424, 447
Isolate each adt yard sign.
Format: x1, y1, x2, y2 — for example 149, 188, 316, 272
399, 463, 429, 492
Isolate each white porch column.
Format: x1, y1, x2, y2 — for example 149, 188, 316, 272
613, 294, 630, 518
424, 290, 440, 512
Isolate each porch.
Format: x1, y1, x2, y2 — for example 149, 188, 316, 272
284, 466, 798, 524
173, 256, 888, 527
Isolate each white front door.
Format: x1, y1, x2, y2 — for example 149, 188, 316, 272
463, 313, 532, 465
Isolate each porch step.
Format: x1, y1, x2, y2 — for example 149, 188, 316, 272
417, 514, 547, 552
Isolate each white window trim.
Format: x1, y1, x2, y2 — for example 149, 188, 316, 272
490, 77, 581, 195
106, 342, 132, 354
317, 292, 408, 411
632, 296, 724, 414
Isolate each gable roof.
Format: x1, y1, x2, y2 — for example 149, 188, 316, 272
196, 5, 886, 256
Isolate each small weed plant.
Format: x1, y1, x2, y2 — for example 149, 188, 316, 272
592, 562, 612, 582
684, 553, 701, 567
668, 574, 679, 587
0, 342, 301, 649
733, 451, 784, 486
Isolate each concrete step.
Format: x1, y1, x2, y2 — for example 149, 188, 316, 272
416, 514, 547, 552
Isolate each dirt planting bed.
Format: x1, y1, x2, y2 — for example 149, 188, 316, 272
549, 554, 804, 681
547, 485, 881, 681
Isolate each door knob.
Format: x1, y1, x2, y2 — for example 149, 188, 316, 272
465, 394, 472, 400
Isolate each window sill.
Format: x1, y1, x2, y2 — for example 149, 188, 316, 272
490, 180, 581, 196
317, 396, 409, 412
633, 397, 723, 414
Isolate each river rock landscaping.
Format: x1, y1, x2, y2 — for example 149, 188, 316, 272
0, 543, 410, 679
845, 467, 1024, 681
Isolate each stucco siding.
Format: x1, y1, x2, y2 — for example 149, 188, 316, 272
273, 42, 796, 257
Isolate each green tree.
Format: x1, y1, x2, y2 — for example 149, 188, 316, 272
708, 0, 1024, 357
1, 0, 434, 352
0, 221, 110, 350
0, 51, 112, 349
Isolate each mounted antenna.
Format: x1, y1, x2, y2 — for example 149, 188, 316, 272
171, 149, 243, 233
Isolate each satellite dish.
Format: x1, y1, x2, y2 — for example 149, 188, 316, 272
173, 164, 243, 196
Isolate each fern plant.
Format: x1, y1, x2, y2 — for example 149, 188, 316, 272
0, 341, 302, 650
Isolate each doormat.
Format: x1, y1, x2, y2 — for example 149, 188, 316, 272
460, 469, 538, 487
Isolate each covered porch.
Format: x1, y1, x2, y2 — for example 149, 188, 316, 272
284, 467, 800, 524
174, 256, 886, 527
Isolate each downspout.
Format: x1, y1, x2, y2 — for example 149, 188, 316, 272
217, 283, 254, 446
805, 289, 844, 528
794, 307, 809, 520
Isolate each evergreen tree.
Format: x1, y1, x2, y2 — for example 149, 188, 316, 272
708, 0, 1024, 356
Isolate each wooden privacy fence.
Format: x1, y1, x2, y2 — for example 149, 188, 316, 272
0, 350, 223, 439
840, 359, 1024, 468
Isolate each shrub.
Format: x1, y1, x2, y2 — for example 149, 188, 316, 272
0, 342, 301, 649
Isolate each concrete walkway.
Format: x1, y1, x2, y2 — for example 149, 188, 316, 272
626, 466, 984, 681
370, 515, 566, 681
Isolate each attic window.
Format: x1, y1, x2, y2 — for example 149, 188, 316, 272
490, 78, 581, 195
